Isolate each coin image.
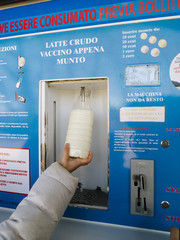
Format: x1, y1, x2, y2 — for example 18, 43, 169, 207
141, 45, 149, 54
149, 36, 157, 44
158, 39, 167, 48
151, 48, 160, 57
140, 32, 148, 40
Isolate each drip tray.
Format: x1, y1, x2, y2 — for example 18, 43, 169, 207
70, 186, 108, 209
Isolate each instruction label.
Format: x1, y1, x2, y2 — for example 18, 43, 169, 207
114, 130, 159, 152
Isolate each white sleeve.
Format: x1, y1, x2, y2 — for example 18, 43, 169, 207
0, 162, 78, 240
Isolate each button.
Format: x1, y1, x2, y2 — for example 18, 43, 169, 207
161, 140, 170, 148
161, 201, 170, 209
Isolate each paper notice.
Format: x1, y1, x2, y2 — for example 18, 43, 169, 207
0, 147, 30, 195
120, 106, 165, 122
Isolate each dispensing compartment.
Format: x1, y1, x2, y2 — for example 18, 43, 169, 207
39, 78, 109, 210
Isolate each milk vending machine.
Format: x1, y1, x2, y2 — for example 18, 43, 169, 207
1, 0, 180, 236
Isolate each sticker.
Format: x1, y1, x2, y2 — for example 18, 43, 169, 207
0, 147, 30, 195
139, 33, 167, 57
158, 39, 167, 48
169, 53, 180, 89
149, 36, 157, 44
125, 64, 160, 86
141, 45, 149, 54
140, 32, 148, 40
151, 48, 160, 57
120, 107, 165, 122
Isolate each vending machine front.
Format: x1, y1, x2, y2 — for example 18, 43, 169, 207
0, 1, 180, 239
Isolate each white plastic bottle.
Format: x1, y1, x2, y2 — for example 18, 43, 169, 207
65, 87, 94, 158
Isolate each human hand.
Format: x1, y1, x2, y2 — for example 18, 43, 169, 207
59, 143, 93, 173
169, 226, 180, 240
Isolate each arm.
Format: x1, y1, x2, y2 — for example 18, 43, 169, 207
0, 143, 92, 240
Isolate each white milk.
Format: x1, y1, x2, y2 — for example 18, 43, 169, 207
66, 108, 94, 158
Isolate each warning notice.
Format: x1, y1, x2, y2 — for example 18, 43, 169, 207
120, 106, 165, 122
0, 147, 30, 195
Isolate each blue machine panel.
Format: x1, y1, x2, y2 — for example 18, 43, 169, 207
1, 11, 180, 231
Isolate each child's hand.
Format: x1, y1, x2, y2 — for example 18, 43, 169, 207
59, 143, 93, 172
